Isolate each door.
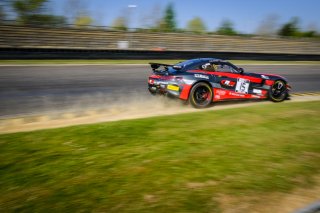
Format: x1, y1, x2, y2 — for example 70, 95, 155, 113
211, 62, 262, 100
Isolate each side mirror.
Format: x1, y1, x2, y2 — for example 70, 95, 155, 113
238, 68, 244, 74
173, 65, 182, 70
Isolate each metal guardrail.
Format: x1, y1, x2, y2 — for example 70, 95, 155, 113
0, 24, 319, 55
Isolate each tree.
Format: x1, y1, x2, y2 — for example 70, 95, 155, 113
12, 0, 66, 26
12, 0, 47, 23
302, 31, 317, 37
74, 16, 93, 27
161, 3, 176, 32
13, 0, 46, 15
112, 17, 127, 31
0, 5, 5, 20
303, 23, 318, 37
187, 17, 206, 33
216, 20, 237, 35
278, 17, 300, 37
23, 14, 66, 26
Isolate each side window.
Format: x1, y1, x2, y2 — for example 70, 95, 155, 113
199, 62, 215, 71
198, 62, 239, 73
190, 62, 204, 70
215, 63, 237, 73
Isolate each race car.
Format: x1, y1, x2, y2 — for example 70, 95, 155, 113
148, 58, 291, 108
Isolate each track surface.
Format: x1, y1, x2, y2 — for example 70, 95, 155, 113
0, 64, 319, 118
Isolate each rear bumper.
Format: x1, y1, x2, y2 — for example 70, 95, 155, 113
148, 83, 181, 98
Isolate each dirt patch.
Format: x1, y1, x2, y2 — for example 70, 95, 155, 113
217, 176, 320, 213
0, 95, 319, 134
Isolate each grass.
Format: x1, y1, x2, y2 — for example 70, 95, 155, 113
0, 59, 320, 65
0, 101, 320, 212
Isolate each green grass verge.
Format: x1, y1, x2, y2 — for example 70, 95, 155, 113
0, 59, 320, 65
1, 101, 320, 212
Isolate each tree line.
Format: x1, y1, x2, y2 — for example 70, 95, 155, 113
0, 0, 318, 38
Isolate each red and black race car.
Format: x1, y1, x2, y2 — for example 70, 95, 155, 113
148, 58, 291, 108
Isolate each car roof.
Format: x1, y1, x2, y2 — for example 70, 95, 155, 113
197, 58, 226, 63
178, 58, 225, 64
172, 58, 231, 72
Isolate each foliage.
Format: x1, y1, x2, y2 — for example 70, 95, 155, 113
1, 101, 320, 212
216, 19, 237, 35
12, 0, 66, 26
112, 17, 127, 31
18, 14, 66, 26
161, 3, 176, 32
4, 1, 319, 37
187, 17, 207, 33
278, 17, 300, 37
302, 30, 317, 38
74, 16, 93, 28
13, 0, 46, 15
0, 5, 5, 20
278, 17, 318, 38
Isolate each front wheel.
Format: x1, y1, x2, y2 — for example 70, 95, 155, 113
269, 80, 288, 102
189, 82, 213, 108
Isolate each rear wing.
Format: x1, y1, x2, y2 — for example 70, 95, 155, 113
149, 63, 172, 71
149, 62, 182, 75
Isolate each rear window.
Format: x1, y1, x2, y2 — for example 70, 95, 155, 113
174, 59, 207, 72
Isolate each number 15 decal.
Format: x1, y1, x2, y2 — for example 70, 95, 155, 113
235, 78, 250, 94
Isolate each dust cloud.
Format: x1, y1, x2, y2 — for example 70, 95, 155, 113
2, 94, 319, 133
38, 91, 190, 118
0, 92, 195, 133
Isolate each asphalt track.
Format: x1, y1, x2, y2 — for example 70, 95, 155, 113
0, 64, 319, 118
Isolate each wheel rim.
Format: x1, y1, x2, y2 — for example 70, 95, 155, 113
271, 81, 286, 98
193, 86, 211, 105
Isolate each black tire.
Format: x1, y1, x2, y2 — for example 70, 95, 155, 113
189, 82, 213, 108
269, 80, 288, 102
148, 88, 157, 96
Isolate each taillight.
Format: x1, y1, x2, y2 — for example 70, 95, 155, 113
148, 79, 154, 84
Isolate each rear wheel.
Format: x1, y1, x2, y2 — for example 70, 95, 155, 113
269, 80, 288, 102
148, 86, 158, 96
189, 82, 213, 108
